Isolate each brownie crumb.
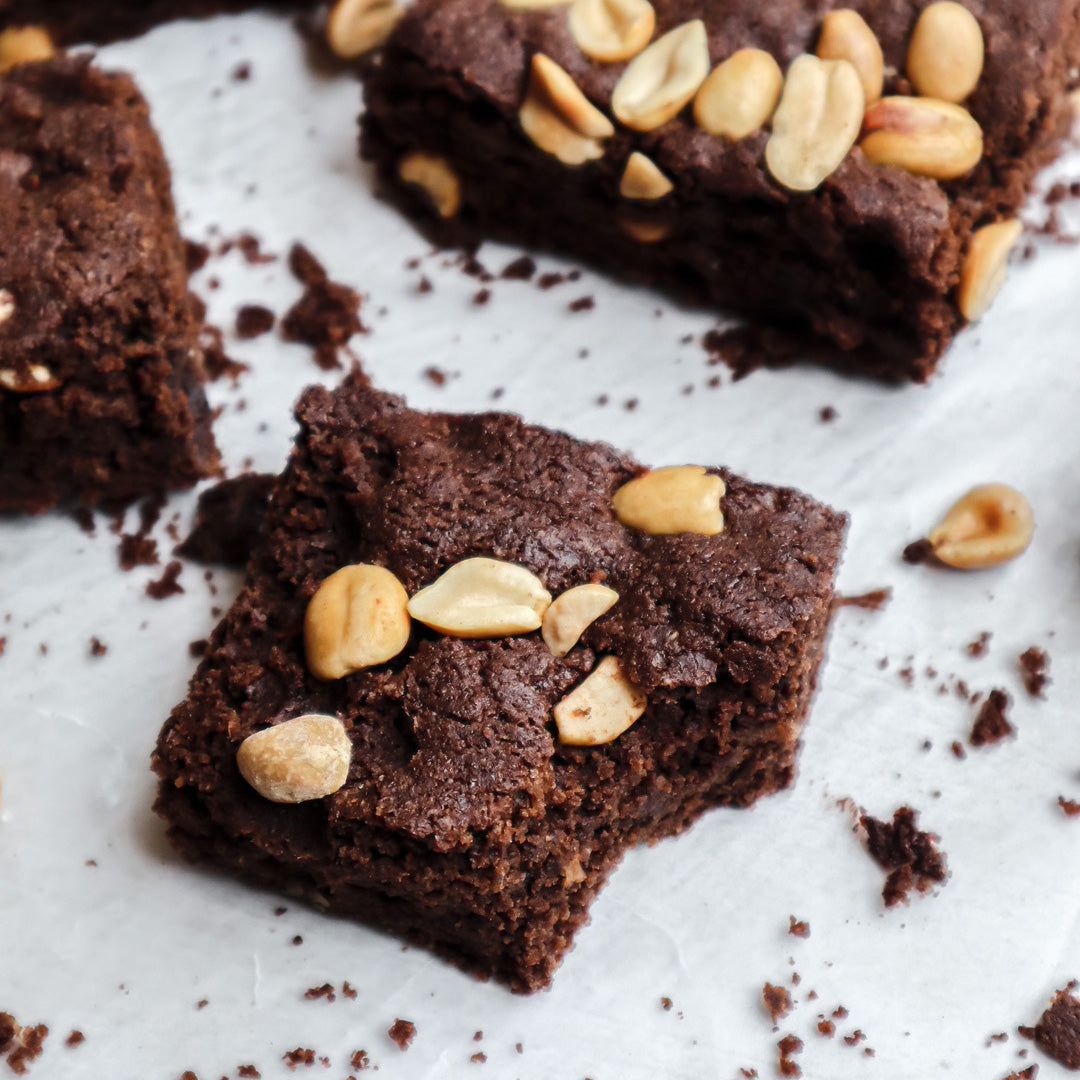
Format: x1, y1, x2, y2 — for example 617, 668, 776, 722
388, 1019, 416, 1050
702, 323, 801, 380
1034, 986, 1080, 1068
304, 984, 336, 1002
999, 1067, 1038, 1079
1059, 797, 1080, 816
660, 997, 674, 1011
65, 1030, 84, 1048
232, 233, 276, 265
417, 276, 433, 294
473, 288, 491, 306
837, 588, 892, 610
970, 688, 1014, 747
568, 295, 594, 312
843, 1029, 866, 1045
146, 560, 185, 599
817, 1019, 835, 1037
819, 406, 838, 422
470, 1052, 487, 1063
859, 806, 948, 906
342, 982, 357, 999
281, 242, 364, 370
195, 999, 208, 1010
291, 935, 303, 945
185, 240, 211, 273
424, 366, 448, 386
349, 1050, 370, 1070
177, 473, 274, 567
232, 61, 252, 81
537, 271, 569, 289
777, 1033, 803, 1077
283, 1048, 316, 1068
967, 631, 992, 657
119, 533, 159, 570
189, 639, 209, 658
500, 255, 536, 280
1019, 647, 1050, 698
0, 1016, 16, 1055
7, 1022, 48, 1075
88, 637, 107, 657
199, 324, 249, 382
951, 740, 967, 759
788, 917, 810, 938
763, 983, 794, 1025
739, 1069, 758, 1078
235, 304, 275, 339
902, 538, 935, 565
237, 1067, 260, 1078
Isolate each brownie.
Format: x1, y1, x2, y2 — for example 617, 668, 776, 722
0, 57, 220, 513
153, 370, 846, 991
0, 1, 318, 45
360, 0, 1080, 381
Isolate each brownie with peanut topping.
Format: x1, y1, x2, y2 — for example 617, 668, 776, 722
152, 369, 846, 991
0, 56, 219, 513
360, 0, 1080, 381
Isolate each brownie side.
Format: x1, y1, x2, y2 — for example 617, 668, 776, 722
360, 0, 1080, 381
0, 57, 220, 512
153, 370, 846, 991
0, 1, 318, 45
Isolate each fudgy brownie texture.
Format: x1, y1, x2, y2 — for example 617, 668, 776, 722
0, 1, 317, 45
361, 0, 1080, 381
0, 57, 220, 513
153, 370, 846, 991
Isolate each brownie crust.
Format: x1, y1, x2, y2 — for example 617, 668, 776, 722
154, 371, 845, 991
0, 58, 219, 512
361, 0, 1080, 380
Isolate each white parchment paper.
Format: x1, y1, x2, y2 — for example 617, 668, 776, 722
3, 12, 1080, 1079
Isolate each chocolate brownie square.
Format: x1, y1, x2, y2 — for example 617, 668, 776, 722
0, 57, 220, 513
360, 0, 1080, 381
153, 370, 846, 991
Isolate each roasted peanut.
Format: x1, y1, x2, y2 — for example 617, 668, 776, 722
612, 465, 725, 534
569, 0, 655, 63
542, 583, 619, 656
619, 151, 673, 199
520, 53, 615, 165
397, 152, 463, 217
907, 1, 984, 103
237, 714, 353, 803
554, 655, 647, 745
693, 48, 783, 138
957, 219, 1023, 321
928, 484, 1034, 569
816, 9, 884, 105
860, 95, 982, 179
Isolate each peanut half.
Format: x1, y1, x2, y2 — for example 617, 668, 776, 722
928, 484, 1034, 569
304, 563, 411, 680
407, 556, 552, 637
693, 47, 783, 139
619, 151, 673, 199
0, 27, 55, 73
237, 714, 353, 804
611, 20, 710, 131
520, 53, 615, 165
815, 9, 884, 105
613, 465, 725, 535
0, 364, 59, 392
326, 0, 402, 58
397, 151, 463, 218
554, 655, 647, 745
764, 55, 864, 192
569, 0, 655, 63
860, 96, 982, 179
617, 216, 672, 242
907, 1, 984, 103
542, 582, 619, 657
958, 219, 1023, 321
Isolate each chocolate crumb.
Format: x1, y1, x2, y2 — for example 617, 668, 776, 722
967, 631, 992, 657
819, 406, 837, 422
177, 474, 274, 567
788, 917, 810, 938
836, 588, 892, 610
235, 304, 275, 339
817, 1019, 835, 1037
763, 983, 794, 1024
282, 242, 364, 370
237, 1067, 261, 1078
7, 1023, 48, 1075
999, 1067, 1038, 1080
1019, 647, 1050, 698
196, 999, 208, 1010
291, 935, 303, 945
232, 61, 251, 81
1059, 797, 1080, 816
417, 276, 433, 293
388, 1019, 416, 1050
473, 288, 491, 306
89, 637, 107, 657
189, 639, 209, 658
342, 982, 357, 999
1034, 986, 1080, 1068
859, 806, 948, 905
349, 1050, 370, 1070
951, 741, 966, 759
65, 1030, 84, 1048
146, 560, 185, 600
283, 1048, 316, 1068
424, 366, 448, 386
304, 984, 336, 1002
568, 296, 594, 312
185, 240, 211, 273
902, 538, 935, 565
119, 535, 158, 570
661, 997, 673, 1011
777, 1034, 803, 1077
970, 688, 1014, 747
200, 324, 249, 382
500, 255, 536, 280
843, 1029, 866, 1045
0, 1016, 16, 1055
470, 1052, 487, 1063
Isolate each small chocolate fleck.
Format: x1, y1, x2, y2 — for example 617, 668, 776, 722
568, 296, 594, 312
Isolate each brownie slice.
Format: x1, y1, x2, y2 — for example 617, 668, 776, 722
153, 370, 846, 991
0, 2, 319, 45
361, 0, 1080, 381
0, 57, 220, 513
